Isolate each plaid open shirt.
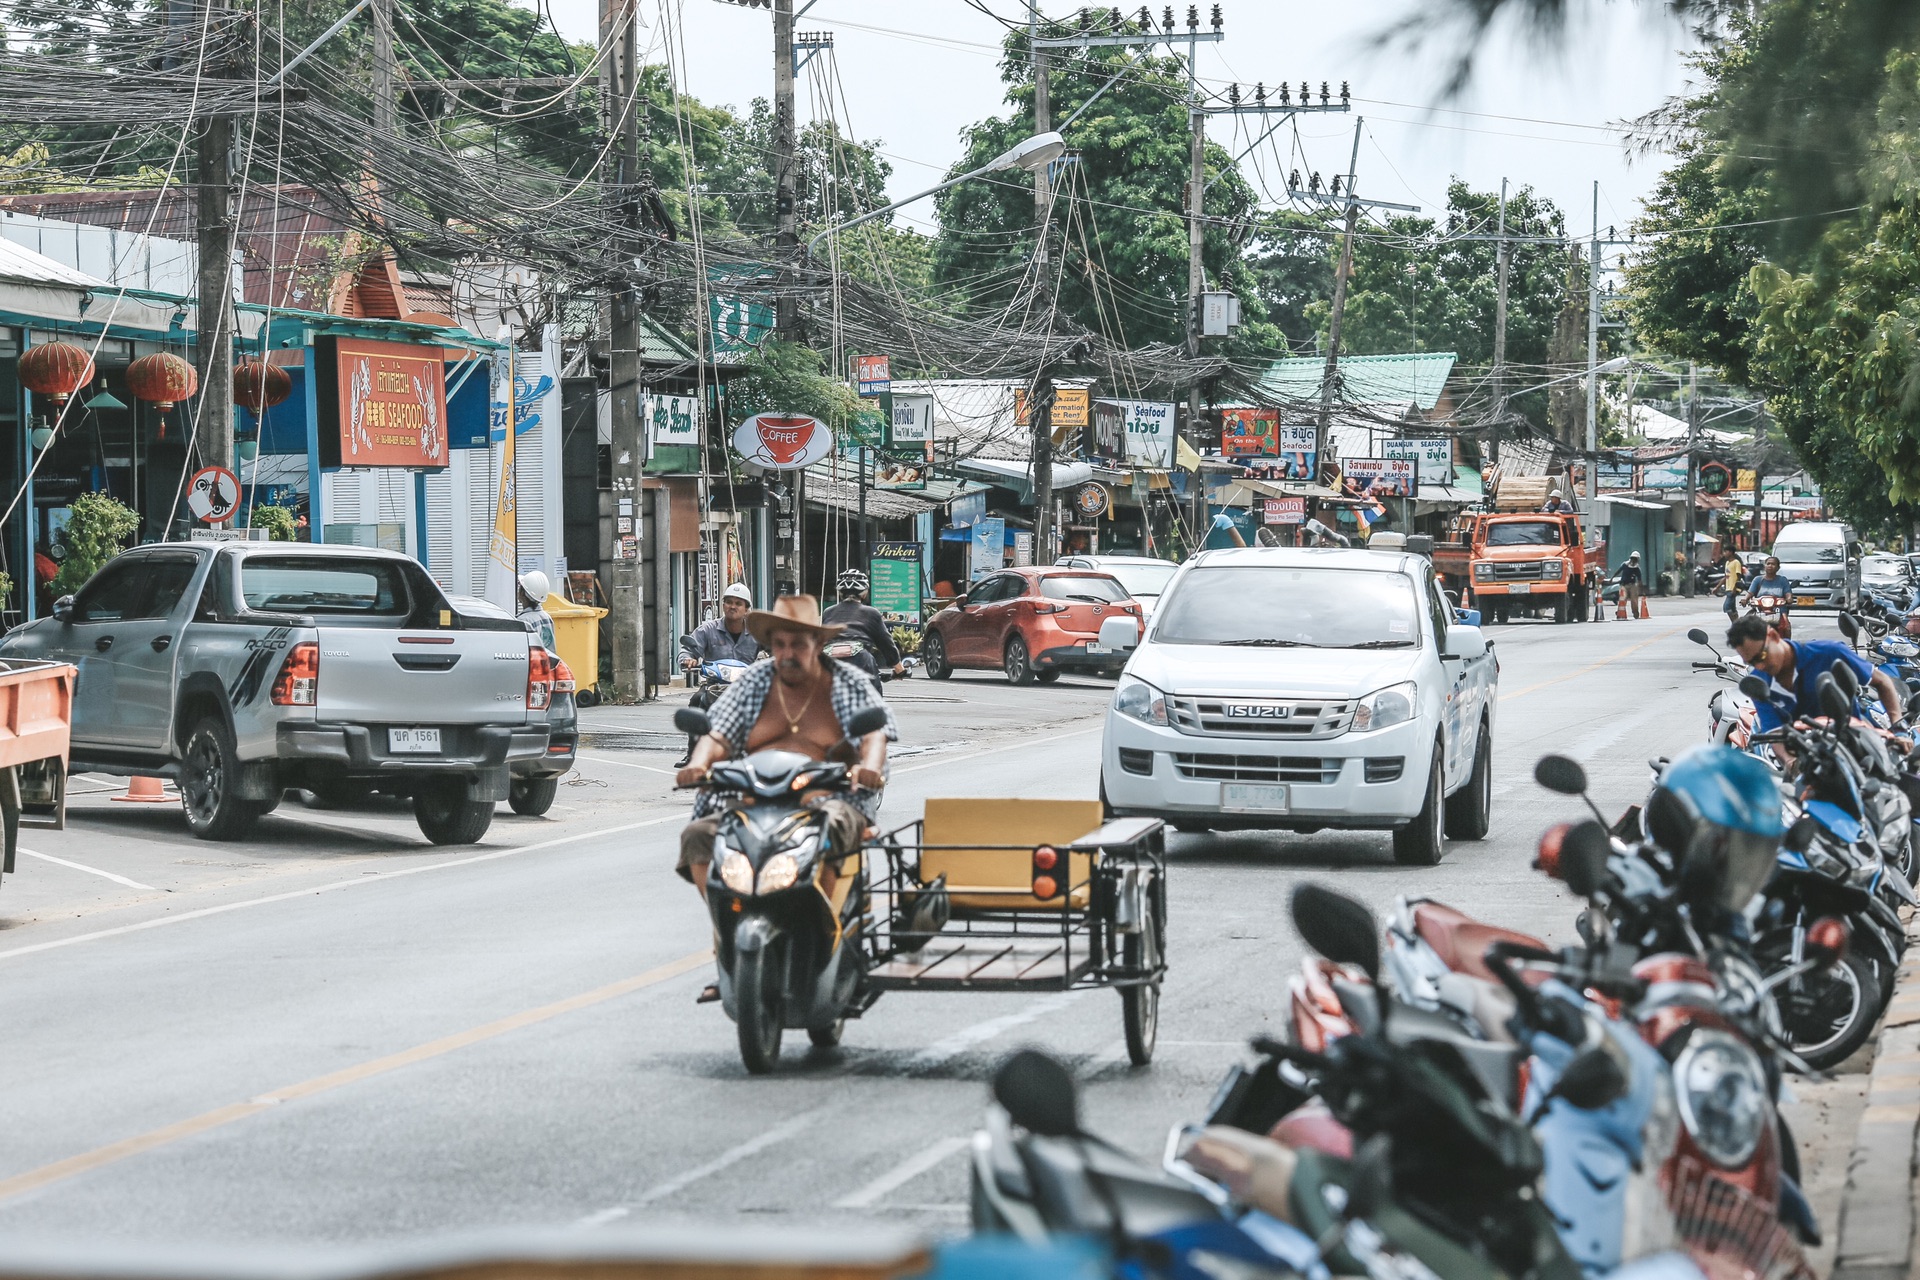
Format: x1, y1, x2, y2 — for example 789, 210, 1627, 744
692, 658, 900, 821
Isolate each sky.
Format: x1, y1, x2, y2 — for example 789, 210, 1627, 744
543, 0, 1700, 240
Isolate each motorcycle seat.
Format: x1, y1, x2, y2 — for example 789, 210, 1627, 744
1411, 901, 1548, 984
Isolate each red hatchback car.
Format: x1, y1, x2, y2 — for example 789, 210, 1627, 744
921, 567, 1143, 684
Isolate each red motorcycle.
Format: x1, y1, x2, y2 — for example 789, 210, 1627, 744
1749, 593, 1793, 639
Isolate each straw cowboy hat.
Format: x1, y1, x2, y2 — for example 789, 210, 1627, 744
746, 594, 846, 647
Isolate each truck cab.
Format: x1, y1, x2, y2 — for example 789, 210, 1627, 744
1467, 513, 1589, 623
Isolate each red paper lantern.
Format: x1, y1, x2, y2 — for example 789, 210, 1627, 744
233, 359, 292, 415
126, 352, 198, 411
16, 341, 95, 403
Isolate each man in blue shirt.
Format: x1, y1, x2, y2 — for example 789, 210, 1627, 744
1726, 613, 1906, 732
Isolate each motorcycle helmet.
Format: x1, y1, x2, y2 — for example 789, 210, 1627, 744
1643, 743, 1785, 913
837, 569, 869, 595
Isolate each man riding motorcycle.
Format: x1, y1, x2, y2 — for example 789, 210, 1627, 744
821, 569, 904, 681
1727, 612, 1908, 735
675, 595, 898, 1001
1741, 556, 1794, 636
674, 583, 765, 767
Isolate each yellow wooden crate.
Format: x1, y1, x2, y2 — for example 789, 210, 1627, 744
919, 797, 1103, 910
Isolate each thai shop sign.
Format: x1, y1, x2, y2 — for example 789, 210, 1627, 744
1221, 407, 1279, 457
869, 541, 923, 623
1014, 387, 1090, 430
646, 393, 699, 449
1343, 456, 1417, 498
1382, 436, 1451, 486
852, 354, 891, 397
315, 336, 448, 469
1264, 496, 1307, 525
1097, 399, 1174, 468
889, 393, 934, 445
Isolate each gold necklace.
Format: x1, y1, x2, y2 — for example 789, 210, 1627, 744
772, 671, 819, 734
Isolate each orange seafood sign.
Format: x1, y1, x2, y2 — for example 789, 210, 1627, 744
316, 336, 448, 469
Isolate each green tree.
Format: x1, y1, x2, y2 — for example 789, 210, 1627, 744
52, 493, 139, 596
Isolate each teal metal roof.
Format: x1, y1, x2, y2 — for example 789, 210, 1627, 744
1255, 352, 1457, 411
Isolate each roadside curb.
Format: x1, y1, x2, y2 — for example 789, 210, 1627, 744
1833, 910, 1920, 1280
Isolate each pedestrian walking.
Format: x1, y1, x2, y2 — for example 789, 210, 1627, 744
1618, 552, 1645, 618
1721, 548, 1745, 620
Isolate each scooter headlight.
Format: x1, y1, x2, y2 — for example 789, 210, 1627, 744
718, 848, 755, 895
757, 851, 800, 894
1673, 1030, 1769, 1168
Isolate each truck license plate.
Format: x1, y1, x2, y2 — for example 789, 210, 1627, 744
389, 727, 442, 754
1222, 783, 1289, 813
1509, 582, 1534, 593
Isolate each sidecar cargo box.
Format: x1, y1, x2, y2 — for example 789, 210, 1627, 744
918, 797, 1104, 910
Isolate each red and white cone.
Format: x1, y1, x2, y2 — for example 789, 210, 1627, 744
112, 776, 171, 803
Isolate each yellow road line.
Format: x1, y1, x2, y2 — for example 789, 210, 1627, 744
0, 949, 712, 1204
1499, 625, 1685, 703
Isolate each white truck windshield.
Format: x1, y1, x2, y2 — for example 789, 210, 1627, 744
1153, 566, 1421, 649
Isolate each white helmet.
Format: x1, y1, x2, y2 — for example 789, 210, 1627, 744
722, 582, 753, 606
517, 570, 551, 603
1549, 488, 1564, 498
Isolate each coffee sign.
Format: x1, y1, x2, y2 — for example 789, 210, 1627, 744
732, 413, 832, 471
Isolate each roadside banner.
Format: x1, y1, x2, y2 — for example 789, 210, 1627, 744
484, 348, 519, 612
970, 517, 1004, 581
1382, 436, 1451, 486
869, 541, 922, 623
1344, 456, 1417, 498
1263, 496, 1307, 525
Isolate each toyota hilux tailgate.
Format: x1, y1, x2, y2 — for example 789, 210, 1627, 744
313, 626, 530, 725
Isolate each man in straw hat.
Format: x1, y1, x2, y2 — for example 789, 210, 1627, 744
675, 597, 898, 973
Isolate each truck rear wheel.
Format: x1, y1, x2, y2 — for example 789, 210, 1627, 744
414, 778, 494, 845
508, 776, 559, 816
181, 716, 263, 842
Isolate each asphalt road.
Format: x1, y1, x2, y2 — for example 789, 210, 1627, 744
0, 601, 1857, 1254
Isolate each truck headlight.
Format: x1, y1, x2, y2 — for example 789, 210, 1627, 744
1473, 563, 1495, 581
1545, 560, 1566, 579
1353, 682, 1417, 733
1673, 1030, 1769, 1168
718, 848, 755, 895
1114, 677, 1168, 727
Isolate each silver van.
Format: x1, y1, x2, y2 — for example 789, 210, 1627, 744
1770, 521, 1862, 611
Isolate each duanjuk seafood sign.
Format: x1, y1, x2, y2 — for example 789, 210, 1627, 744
315, 336, 450, 469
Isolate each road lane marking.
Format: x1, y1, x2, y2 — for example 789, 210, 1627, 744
1498, 625, 1685, 703
833, 1135, 970, 1209
0, 949, 711, 1206
909, 990, 1086, 1071
576, 753, 676, 775
892, 726, 1101, 777
580, 1106, 831, 1225
19, 849, 156, 891
0, 813, 686, 965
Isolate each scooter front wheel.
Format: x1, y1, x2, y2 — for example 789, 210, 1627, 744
735, 944, 785, 1074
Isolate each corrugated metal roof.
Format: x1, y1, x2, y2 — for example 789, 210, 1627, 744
802, 467, 940, 519
0, 235, 101, 289
1255, 352, 1457, 411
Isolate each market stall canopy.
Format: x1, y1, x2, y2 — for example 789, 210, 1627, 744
1254, 352, 1457, 412
1214, 477, 1342, 506
956, 456, 1094, 494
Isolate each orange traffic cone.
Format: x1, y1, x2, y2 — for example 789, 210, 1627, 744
1638, 596, 1651, 620
113, 776, 171, 803
1615, 595, 1627, 620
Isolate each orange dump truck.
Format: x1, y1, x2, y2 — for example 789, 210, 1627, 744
1435, 511, 1593, 623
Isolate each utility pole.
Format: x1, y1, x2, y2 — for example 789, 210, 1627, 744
1586, 181, 1600, 501
187, 0, 236, 485
371, 0, 397, 142
602, 0, 647, 699
1316, 119, 1364, 464
1683, 361, 1698, 598
1492, 178, 1509, 425
773, 0, 798, 340
1031, 3, 1055, 564
1184, 89, 1204, 531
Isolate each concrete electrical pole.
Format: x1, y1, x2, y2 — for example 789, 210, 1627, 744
1492, 178, 1509, 422
773, 0, 798, 339
1316, 119, 1364, 462
190, 0, 236, 483
601, 0, 648, 699
1030, 6, 1055, 564
1586, 182, 1601, 500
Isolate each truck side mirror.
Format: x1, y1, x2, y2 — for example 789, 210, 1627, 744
1098, 616, 1139, 652
51, 596, 72, 623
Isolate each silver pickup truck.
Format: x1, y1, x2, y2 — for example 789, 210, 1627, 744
0, 543, 554, 844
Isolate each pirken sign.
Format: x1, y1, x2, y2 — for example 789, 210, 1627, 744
315, 336, 448, 469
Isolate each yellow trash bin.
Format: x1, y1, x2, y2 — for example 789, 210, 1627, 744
543, 592, 608, 705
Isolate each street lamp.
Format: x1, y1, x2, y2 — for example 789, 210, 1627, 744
807, 131, 1066, 257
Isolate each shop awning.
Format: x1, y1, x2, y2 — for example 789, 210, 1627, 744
1593, 494, 1669, 511
1214, 478, 1341, 506
956, 457, 1095, 491
802, 470, 941, 519
1411, 484, 1482, 506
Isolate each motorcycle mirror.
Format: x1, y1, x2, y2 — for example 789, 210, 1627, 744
1553, 1046, 1629, 1111
1785, 813, 1821, 854
1533, 754, 1589, 796
992, 1049, 1079, 1137
1687, 627, 1711, 646
1832, 661, 1862, 700
1558, 821, 1613, 899
1806, 916, 1851, 969
673, 708, 713, 738
1816, 671, 1851, 722
1739, 674, 1772, 703
1840, 612, 1860, 641
845, 706, 889, 740
1290, 883, 1379, 981
1907, 688, 1920, 719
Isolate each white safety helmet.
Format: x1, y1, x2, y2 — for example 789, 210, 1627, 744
517, 570, 551, 603
722, 582, 753, 607
1549, 488, 1564, 498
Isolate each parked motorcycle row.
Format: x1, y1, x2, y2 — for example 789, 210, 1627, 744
958, 624, 1920, 1280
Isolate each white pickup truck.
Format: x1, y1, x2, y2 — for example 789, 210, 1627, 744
0, 543, 556, 845
1097, 546, 1498, 865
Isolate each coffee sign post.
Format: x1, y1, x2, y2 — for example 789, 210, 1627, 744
732, 413, 833, 471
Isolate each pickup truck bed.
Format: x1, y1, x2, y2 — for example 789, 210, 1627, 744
0, 543, 552, 845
